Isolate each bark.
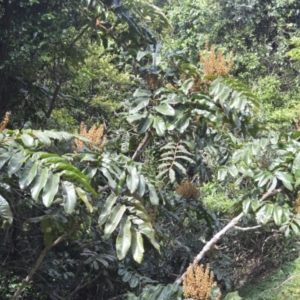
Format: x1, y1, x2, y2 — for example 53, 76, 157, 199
174, 186, 285, 285
11, 229, 75, 300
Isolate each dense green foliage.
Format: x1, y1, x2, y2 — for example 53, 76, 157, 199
2, 0, 300, 299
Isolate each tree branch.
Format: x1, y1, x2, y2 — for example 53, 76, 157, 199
132, 132, 152, 161
234, 225, 262, 231
11, 229, 75, 300
174, 186, 285, 285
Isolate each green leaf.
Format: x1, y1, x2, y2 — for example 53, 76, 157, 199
147, 182, 159, 205
103, 204, 126, 240
42, 172, 60, 207
224, 291, 242, 300
138, 220, 160, 251
0, 152, 14, 169
127, 166, 140, 194
98, 194, 118, 226
275, 171, 293, 191
0, 194, 13, 224
137, 116, 154, 133
75, 187, 93, 213
169, 168, 176, 183
59, 170, 97, 197
175, 115, 190, 133
116, 216, 132, 260
228, 165, 238, 177
153, 116, 166, 136
19, 160, 38, 189
256, 204, 274, 225
217, 167, 227, 181
21, 133, 35, 147
243, 199, 251, 215
137, 175, 146, 197
7, 151, 26, 176
133, 88, 152, 98
291, 222, 300, 235
62, 181, 77, 214
129, 99, 150, 114
154, 103, 175, 116
100, 167, 117, 190
33, 131, 51, 146
273, 205, 283, 226
31, 168, 49, 201
131, 228, 144, 263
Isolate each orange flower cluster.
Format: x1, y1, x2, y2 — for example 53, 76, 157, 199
183, 264, 221, 300
200, 44, 234, 77
75, 122, 106, 151
176, 180, 200, 200
0, 112, 11, 133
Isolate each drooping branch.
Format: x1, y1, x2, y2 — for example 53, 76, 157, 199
46, 80, 62, 118
11, 229, 75, 300
174, 186, 285, 285
132, 132, 152, 161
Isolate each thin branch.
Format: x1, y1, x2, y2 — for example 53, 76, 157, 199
273, 275, 300, 290
132, 132, 152, 161
11, 229, 75, 300
174, 186, 285, 285
107, 294, 127, 300
67, 272, 102, 299
234, 225, 262, 231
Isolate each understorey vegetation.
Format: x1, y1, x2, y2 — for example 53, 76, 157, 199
1, 0, 300, 299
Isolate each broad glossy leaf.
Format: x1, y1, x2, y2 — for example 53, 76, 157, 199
62, 181, 77, 214
100, 167, 117, 190
21, 133, 35, 147
75, 187, 93, 213
0, 194, 13, 224
153, 116, 166, 136
275, 171, 293, 191
175, 115, 190, 133
137, 175, 146, 197
273, 205, 283, 226
59, 170, 97, 197
116, 216, 132, 260
292, 152, 300, 174
19, 160, 38, 189
33, 131, 51, 146
169, 168, 175, 183
0, 152, 14, 169
291, 223, 300, 235
217, 167, 227, 181
7, 151, 26, 176
137, 116, 154, 133
42, 172, 60, 207
129, 99, 150, 114
242, 199, 251, 215
133, 88, 152, 98
147, 182, 159, 205
154, 103, 175, 116
127, 166, 139, 194
138, 220, 160, 251
31, 168, 49, 201
98, 194, 118, 226
131, 228, 144, 263
256, 204, 274, 225
103, 204, 126, 240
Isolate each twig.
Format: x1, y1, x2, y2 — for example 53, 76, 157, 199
273, 275, 300, 290
132, 132, 151, 161
11, 229, 75, 300
234, 225, 262, 231
174, 186, 285, 285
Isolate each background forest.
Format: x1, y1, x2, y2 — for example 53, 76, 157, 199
1, 0, 300, 299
